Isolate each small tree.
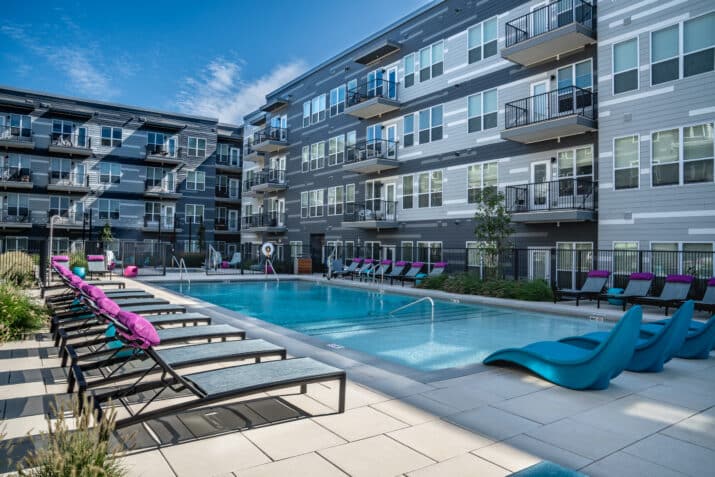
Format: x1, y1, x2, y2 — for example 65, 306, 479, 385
101, 221, 114, 243
474, 188, 513, 279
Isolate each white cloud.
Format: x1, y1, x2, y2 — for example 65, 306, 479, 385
176, 58, 307, 124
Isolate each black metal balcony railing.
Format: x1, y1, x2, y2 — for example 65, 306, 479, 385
0, 124, 33, 143
1, 212, 30, 223
346, 78, 399, 108
143, 214, 176, 230
145, 144, 178, 157
345, 139, 398, 164
215, 185, 241, 200
215, 217, 240, 231
243, 139, 258, 157
505, 0, 595, 48
505, 86, 595, 129
144, 180, 177, 194
216, 155, 242, 168
244, 169, 286, 191
254, 126, 288, 144
505, 178, 597, 213
242, 212, 286, 229
50, 133, 91, 149
0, 166, 32, 183
343, 200, 398, 223
48, 172, 89, 187
47, 211, 83, 225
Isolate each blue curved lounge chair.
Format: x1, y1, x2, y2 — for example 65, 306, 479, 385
483, 306, 642, 390
560, 301, 693, 373
642, 314, 715, 359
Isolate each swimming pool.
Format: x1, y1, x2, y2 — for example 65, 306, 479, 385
163, 280, 610, 372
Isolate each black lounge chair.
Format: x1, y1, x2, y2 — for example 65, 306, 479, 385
334, 258, 362, 278
629, 274, 694, 315
365, 260, 391, 281
693, 278, 715, 313
396, 262, 424, 285
387, 261, 409, 285
402, 262, 448, 286
597, 272, 655, 310
352, 259, 374, 280
554, 270, 610, 306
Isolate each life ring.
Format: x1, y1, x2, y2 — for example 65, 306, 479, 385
261, 242, 275, 258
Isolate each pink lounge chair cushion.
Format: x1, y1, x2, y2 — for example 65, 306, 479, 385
56, 265, 71, 276
87, 255, 105, 262
352, 258, 363, 263
411, 262, 424, 268
380, 260, 392, 265
363, 259, 375, 264
630, 272, 655, 280
708, 278, 715, 286
395, 261, 408, 266
433, 262, 448, 268
123, 266, 138, 278
52, 255, 70, 263
83, 285, 106, 302
68, 275, 84, 288
666, 274, 694, 284
96, 297, 121, 318
588, 270, 611, 278
115, 311, 160, 349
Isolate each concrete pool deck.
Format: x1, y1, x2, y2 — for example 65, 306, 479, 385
1, 274, 714, 476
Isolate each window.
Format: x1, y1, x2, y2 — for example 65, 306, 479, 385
403, 53, 415, 88
52, 238, 70, 256
217, 143, 239, 165
614, 135, 640, 189
329, 85, 346, 116
186, 170, 206, 191
4, 236, 28, 252
345, 183, 355, 204
187, 137, 206, 157
557, 146, 593, 198
185, 204, 204, 224
419, 41, 444, 82
310, 94, 326, 124
652, 123, 714, 186
101, 126, 122, 147
468, 89, 497, 132
328, 135, 345, 166
302, 146, 310, 172
613, 241, 639, 276
344, 241, 354, 259
145, 202, 162, 223
301, 192, 309, 218
310, 141, 325, 170
651, 13, 715, 85
613, 38, 639, 94
98, 199, 120, 220
303, 101, 311, 127
309, 189, 324, 217
327, 186, 344, 215
468, 17, 498, 64
147, 132, 176, 156
403, 114, 415, 147
99, 163, 121, 184
417, 106, 443, 144
467, 162, 497, 203
651, 242, 714, 277
400, 241, 413, 261
6, 193, 28, 217
416, 241, 442, 265
1, 114, 30, 138
290, 241, 303, 258
402, 175, 413, 209
49, 196, 70, 217
417, 170, 442, 208
346, 131, 357, 162
51, 120, 87, 147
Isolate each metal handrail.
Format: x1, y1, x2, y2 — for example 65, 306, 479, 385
504, 86, 595, 129
171, 255, 190, 288
389, 296, 435, 318
505, 0, 595, 47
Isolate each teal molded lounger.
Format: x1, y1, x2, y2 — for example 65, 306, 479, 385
483, 307, 642, 390
560, 301, 693, 372
643, 313, 715, 359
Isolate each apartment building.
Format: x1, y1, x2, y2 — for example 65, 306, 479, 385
242, 0, 604, 285
0, 86, 242, 257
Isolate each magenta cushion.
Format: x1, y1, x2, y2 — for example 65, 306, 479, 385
96, 297, 121, 318
84, 286, 106, 302
588, 270, 610, 278
115, 311, 160, 349
55, 265, 71, 276
433, 262, 448, 268
352, 258, 363, 263
708, 278, 715, 287
363, 259, 375, 264
86, 255, 105, 262
666, 274, 694, 284
68, 275, 84, 288
394, 261, 408, 266
380, 260, 392, 265
52, 255, 70, 263
411, 262, 424, 268
123, 266, 138, 278
630, 272, 654, 280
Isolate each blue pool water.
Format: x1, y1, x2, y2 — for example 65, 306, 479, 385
163, 281, 610, 372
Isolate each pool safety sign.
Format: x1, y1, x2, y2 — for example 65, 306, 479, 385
261, 242, 275, 258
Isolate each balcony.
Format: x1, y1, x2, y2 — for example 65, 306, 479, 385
252, 126, 288, 153
242, 212, 286, 233
343, 139, 399, 174
48, 133, 93, 157
243, 140, 263, 162
502, 0, 596, 66
215, 155, 242, 173
143, 181, 181, 200
345, 79, 400, 119
144, 144, 183, 165
505, 178, 596, 223
249, 169, 287, 193
354, 39, 401, 65
48, 212, 84, 229
0, 166, 33, 190
0, 213, 32, 229
501, 86, 596, 144
342, 200, 398, 230
47, 172, 90, 193
142, 214, 177, 233
0, 125, 34, 150
215, 218, 240, 234
215, 185, 242, 204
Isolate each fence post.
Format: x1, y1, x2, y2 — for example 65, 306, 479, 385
550, 247, 557, 290
512, 248, 519, 281
464, 248, 468, 273
576, 250, 583, 289
638, 250, 644, 273
39, 242, 48, 286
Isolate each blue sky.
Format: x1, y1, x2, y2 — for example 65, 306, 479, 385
0, 0, 425, 123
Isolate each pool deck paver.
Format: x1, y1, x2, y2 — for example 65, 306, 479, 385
1, 275, 715, 476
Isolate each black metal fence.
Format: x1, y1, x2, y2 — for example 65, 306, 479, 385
345, 139, 398, 164
0, 238, 46, 285
505, 178, 597, 213
505, 86, 595, 129
347, 78, 398, 107
505, 0, 595, 47
254, 126, 288, 144
343, 200, 398, 223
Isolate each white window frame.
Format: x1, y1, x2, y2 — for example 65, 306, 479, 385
99, 162, 121, 184
612, 37, 639, 95
467, 162, 498, 204
649, 241, 715, 276
329, 85, 346, 116
403, 114, 415, 147
303, 101, 311, 127
328, 134, 345, 166
401, 241, 414, 261
309, 189, 324, 217
415, 170, 443, 208
98, 199, 120, 220
417, 105, 443, 145
403, 53, 415, 88
419, 40, 444, 82
613, 134, 640, 190
327, 185, 344, 216
416, 241, 443, 266
187, 137, 207, 157
100, 126, 122, 147
467, 16, 498, 64
467, 89, 498, 133
651, 122, 715, 187
186, 170, 206, 191
185, 204, 205, 224
301, 145, 310, 172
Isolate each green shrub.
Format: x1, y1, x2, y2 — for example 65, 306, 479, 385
179, 252, 205, 268
0, 284, 47, 342
419, 273, 448, 290
19, 396, 126, 477
0, 251, 36, 288
419, 273, 553, 301
69, 252, 88, 270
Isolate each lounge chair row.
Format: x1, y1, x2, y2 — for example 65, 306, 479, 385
331, 258, 447, 285
484, 300, 715, 390
47, 263, 346, 430
555, 271, 715, 315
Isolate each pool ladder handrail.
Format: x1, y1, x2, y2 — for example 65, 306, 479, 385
389, 296, 435, 319
265, 258, 279, 283
171, 255, 190, 288
326, 245, 339, 280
